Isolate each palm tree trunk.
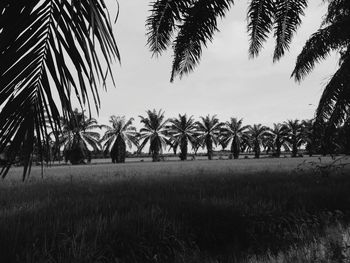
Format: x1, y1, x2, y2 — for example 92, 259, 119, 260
254, 142, 260, 158
180, 138, 188, 161
206, 138, 213, 160
68, 136, 87, 164
292, 141, 298, 157
275, 141, 281, 157
231, 138, 240, 159
111, 136, 126, 163
152, 150, 160, 162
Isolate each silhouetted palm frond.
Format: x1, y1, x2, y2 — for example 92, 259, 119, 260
272, 0, 308, 61
247, 0, 275, 58
0, 0, 119, 178
292, 19, 350, 81
316, 56, 350, 126
147, 0, 234, 82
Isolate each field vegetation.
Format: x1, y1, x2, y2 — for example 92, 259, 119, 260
1, 157, 350, 262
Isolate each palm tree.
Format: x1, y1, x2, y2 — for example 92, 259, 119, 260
302, 119, 317, 156
101, 116, 139, 163
59, 109, 101, 164
0, 1, 119, 177
221, 118, 249, 159
196, 115, 222, 160
247, 124, 269, 158
284, 120, 304, 157
269, 123, 289, 157
168, 114, 197, 160
139, 109, 169, 162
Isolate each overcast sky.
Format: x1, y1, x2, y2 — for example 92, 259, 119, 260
94, 0, 339, 127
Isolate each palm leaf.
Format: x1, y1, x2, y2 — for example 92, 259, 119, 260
273, 0, 308, 61
0, 0, 119, 178
247, 0, 275, 58
292, 18, 350, 81
170, 0, 234, 82
146, 0, 192, 56
316, 57, 350, 126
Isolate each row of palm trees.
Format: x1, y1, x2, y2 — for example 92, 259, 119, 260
54, 109, 341, 164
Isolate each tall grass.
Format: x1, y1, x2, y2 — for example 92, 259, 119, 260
0, 157, 349, 262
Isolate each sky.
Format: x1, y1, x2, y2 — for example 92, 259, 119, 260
93, 0, 340, 128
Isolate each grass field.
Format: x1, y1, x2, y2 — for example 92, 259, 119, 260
1, 156, 350, 262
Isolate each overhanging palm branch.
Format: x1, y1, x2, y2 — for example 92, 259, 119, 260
272, 0, 308, 61
0, 0, 119, 178
147, 0, 234, 82
247, 0, 275, 58
292, 1, 350, 126
147, 0, 308, 81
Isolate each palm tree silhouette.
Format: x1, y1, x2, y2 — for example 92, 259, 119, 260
221, 118, 249, 159
269, 123, 289, 157
0, 1, 119, 177
59, 109, 101, 164
284, 120, 304, 157
101, 116, 139, 163
196, 115, 222, 160
139, 109, 169, 162
168, 114, 197, 160
247, 124, 269, 158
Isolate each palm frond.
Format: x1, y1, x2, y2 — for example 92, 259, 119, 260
292, 18, 350, 81
247, 0, 275, 58
146, 0, 191, 56
170, 0, 234, 82
0, 0, 119, 178
273, 0, 308, 61
316, 57, 350, 126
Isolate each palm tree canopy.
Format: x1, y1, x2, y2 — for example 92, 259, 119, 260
59, 109, 101, 153
196, 115, 223, 147
0, 0, 119, 178
101, 116, 139, 151
138, 109, 169, 154
284, 119, 305, 146
247, 124, 269, 146
168, 114, 197, 146
221, 117, 249, 146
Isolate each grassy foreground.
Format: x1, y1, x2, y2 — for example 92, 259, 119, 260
1, 157, 350, 262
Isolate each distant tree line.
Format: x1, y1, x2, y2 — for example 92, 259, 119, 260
2, 108, 348, 166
